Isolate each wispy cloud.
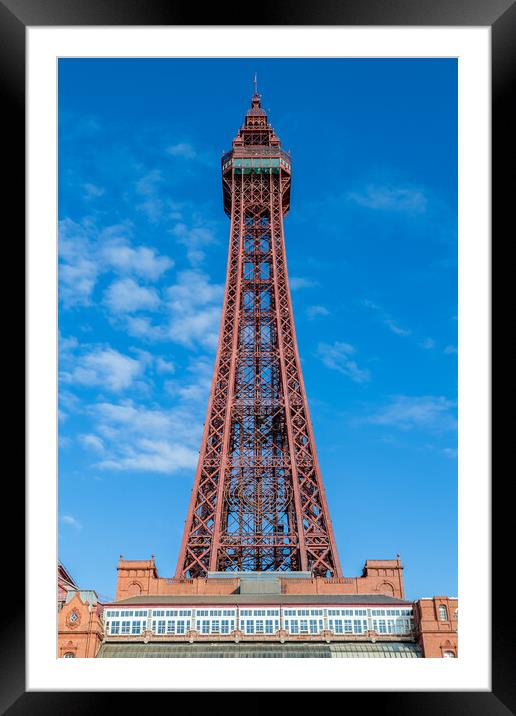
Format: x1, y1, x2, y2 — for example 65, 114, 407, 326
97, 439, 198, 474
317, 342, 371, 383
166, 141, 216, 168
89, 398, 202, 475
364, 395, 457, 432
59, 217, 172, 307
306, 305, 329, 320
61, 514, 82, 530
166, 142, 197, 159
166, 270, 223, 349
103, 278, 160, 314
384, 319, 412, 337
289, 276, 318, 291
79, 433, 105, 453
419, 337, 436, 350
101, 243, 173, 279
82, 183, 105, 200
348, 184, 428, 215
363, 299, 412, 337
135, 169, 163, 196
60, 342, 144, 392
170, 220, 217, 266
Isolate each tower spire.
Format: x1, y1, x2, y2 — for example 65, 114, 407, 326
175, 93, 342, 579
251, 73, 261, 109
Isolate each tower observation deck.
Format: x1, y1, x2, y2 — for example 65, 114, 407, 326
175, 88, 342, 579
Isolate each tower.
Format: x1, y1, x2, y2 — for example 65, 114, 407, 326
175, 86, 342, 579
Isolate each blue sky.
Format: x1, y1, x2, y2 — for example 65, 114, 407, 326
58, 58, 457, 601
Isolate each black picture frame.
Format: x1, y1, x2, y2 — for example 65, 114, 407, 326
5, 0, 509, 709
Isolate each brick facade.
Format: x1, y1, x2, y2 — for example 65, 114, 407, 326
413, 596, 459, 657
58, 556, 457, 658
58, 591, 104, 658
115, 555, 405, 601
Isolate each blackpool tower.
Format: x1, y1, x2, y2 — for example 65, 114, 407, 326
176, 86, 342, 579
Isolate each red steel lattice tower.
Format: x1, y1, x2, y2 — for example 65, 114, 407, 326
176, 86, 342, 579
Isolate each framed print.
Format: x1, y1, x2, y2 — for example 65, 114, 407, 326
4, 0, 511, 709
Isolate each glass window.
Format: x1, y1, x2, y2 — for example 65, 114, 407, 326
63, 652, 75, 658
439, 605, 448, 621
443, 650, 456, 658
132, 622, 142, 634
121, 621, 130, 634
353, 620, 364, 634
110, 621, 120, 635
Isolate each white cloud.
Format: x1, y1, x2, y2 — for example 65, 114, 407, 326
61, 346, 143, 392
79, 433, 105, 453
419, 337, 436, 350
89, 398, 204, 475
166, 142, 216, 168
384, 319, 412, 337
136, 198, 165, 223
444, 345, 458, 355
97, 439, 198, 473
124, 315, 165, 341
166, 270, 223, 349
61, 514, 82, 530
135, 169, 162, 196
289, 276, 318, 291
166, 142, 197, 159
365, 395, 457, 431
306, 305, 329, 320
103, 278, 160, 314
156, 357, 175, 374
170, 220, 218, 266
59, 217, 173, 307
59, 256, 98, 308
317, 342, 371, 383
101, 243, 173, 280
82, 183, 104, 199
348, 184, 428, 214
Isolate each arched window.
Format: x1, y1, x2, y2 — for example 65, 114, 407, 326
439, 605, 448, 621
63, 652, 75, 658
443, 650, 456, 658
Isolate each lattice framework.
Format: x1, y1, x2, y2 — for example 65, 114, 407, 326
176, 90, 342, 578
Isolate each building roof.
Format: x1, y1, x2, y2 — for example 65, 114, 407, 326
108, 594, 412, 607
97, 641, 421, 658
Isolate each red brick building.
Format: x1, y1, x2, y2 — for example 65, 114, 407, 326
57, 557, 458, 658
